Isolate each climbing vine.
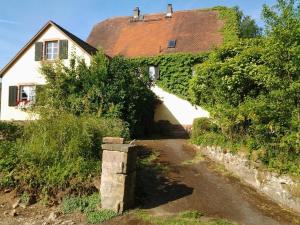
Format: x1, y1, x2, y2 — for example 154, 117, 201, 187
133, 53, 208, 100
212, 6, 240, 44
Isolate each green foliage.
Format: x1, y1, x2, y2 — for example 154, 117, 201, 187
0, 121, 24, 141
62, 194, 118, 224
190, 0, 300, 175
0, 112, 129, 197
213, 6, 240, 43
192, 118, 219, 137
235, 7, 262, 38
86, 210, 118, 224
39, 51, 156, 137
134, 53, 208, 100
62, 193, 100, 214
135, 210, 234, 225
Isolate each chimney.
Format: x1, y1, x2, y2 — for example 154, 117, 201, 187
133, 7, 140, 19
166, 4, 173, 17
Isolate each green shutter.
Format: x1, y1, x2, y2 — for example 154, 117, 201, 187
35, 42, 43, 61
59, 40, 68, 59
8, 86, 18, 107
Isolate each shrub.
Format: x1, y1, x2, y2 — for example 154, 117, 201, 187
0, 121, 24, 141
39, 51, 156, 137
192, 118, 219, 137
0, 111, 129, 198
189, 1, 300, 175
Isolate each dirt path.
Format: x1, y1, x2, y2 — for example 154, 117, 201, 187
131, 139, 300, 225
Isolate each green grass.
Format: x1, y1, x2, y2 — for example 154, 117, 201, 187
182, 151, 205, 165
135, 210, 235, 225
86, 209, 118, 224
61, 193, 119, 224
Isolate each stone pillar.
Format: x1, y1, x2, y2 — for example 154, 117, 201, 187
100, 142, 137, 213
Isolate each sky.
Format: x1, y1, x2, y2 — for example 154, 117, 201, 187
0, 0, 277, 70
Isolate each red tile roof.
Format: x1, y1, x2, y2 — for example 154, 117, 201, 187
87, 9, 224, 58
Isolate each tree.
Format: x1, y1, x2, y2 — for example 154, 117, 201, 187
39, 51, 156, 137
235, 6, 262, 38
189, 0, 300, 174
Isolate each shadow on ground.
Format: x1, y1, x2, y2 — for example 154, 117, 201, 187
135, 145, 193, 209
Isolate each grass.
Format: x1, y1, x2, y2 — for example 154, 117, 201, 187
135, 210, 235, 225
61, 193, 119, 224
182, 151, 205, 165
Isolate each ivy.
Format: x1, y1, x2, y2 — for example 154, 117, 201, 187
133, 53, 208, 100
213, 6, 240, 44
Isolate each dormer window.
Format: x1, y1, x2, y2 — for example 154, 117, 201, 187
168, 40, 176, 48
45, 41, 59, 60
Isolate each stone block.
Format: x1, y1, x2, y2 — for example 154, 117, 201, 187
101, 145, 137, 174
102, 137, 124, 144
100, 172, 136, 213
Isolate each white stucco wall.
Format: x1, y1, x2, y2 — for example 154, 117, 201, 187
152, 85, 209, 125
1, 25, 91, 121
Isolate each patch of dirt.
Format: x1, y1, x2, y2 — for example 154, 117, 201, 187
0, 191, 85, 225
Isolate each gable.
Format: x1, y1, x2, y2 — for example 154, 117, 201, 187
0, 21, 97, 77
87, 9, 224, 58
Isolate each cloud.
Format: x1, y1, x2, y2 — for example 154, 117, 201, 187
0, 19, 20, 25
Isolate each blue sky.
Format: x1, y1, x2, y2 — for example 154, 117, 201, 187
0, 0, 277, 70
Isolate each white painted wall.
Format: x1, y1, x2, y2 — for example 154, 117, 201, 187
152, 85, 209, 125
1, 25, 91, 121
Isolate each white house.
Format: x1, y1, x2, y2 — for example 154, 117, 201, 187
0, 21, 96, 120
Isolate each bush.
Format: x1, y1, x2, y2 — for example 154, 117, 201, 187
39, 51, 156, 137
0, 111, 129, 198
189, 1, 300, 175
0, 121, 24, 141
192, 118, 219, 137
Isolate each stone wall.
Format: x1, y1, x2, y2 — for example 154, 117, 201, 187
196, 145, 300, 214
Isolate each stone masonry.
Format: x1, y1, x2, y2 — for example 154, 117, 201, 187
100, 140, 138, 213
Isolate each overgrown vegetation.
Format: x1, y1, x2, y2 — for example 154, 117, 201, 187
190, 0, 300, 175
134, 53, 208, 100
135, 210, 234, 225
39, 51, 156, 137
0, 113, 129, 200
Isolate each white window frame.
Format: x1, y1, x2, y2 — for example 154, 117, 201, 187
149, 66, 160, 81
45, 40, 59, 60
17, 85, 36, 108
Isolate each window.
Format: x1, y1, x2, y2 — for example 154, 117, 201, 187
168, 40, 176, 48
45, 41, 58, 60
149, 66, 159, 81
19, 85, 36, 103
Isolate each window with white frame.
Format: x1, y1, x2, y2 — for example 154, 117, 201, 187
45, 41, 59, 60
19, 85, 36, 103
149, 66, 159, 81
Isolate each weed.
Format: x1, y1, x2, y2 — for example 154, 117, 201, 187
182, 151, 205, 165
62, 193, 118, 224
135, 210, 235, 225
86, 209, 118, 224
